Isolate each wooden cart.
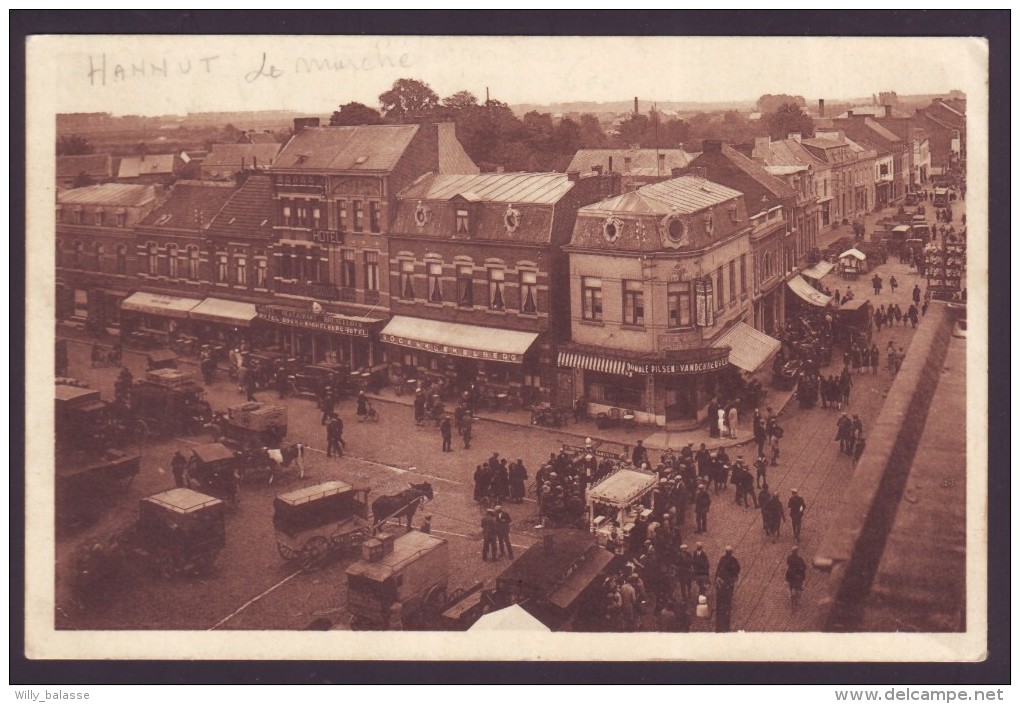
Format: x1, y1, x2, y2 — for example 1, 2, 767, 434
135, 488, 226, 578
274, 480, 371, 570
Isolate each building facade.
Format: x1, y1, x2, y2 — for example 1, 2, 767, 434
562, 176, 777, 428
382, 170, 618, 405
565, 149, 696, 192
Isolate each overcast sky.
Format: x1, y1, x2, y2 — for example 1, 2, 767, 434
31, 35, 986, 116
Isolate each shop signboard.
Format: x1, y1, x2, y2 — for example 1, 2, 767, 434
256, 304, 375, 337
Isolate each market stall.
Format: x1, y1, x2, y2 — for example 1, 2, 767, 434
838, 248, 868, 279
585, 467, 658, 547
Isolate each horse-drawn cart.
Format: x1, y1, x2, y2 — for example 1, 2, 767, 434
135, 488, 226, 578
129, 370, 212, 438
187, 442, 241, 507
211, 401, 288, 450
346, 530, 450, 630
274, 480, 371, 570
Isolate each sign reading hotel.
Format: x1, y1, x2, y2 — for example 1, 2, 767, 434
380, 333, 522, 363
256, 305, 372, 337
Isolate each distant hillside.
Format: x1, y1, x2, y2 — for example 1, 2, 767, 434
509, 99, 756, 117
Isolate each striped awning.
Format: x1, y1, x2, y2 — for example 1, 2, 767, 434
557, 350, 630, 375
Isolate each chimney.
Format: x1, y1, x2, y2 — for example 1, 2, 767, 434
608, 156, 613, 172
657, 153, 666, 167
787, 133, 802, 143
754, 135, 771, 159
623, 156, 632, 172
703, 139, 722, 154
818, 98, 825, 117
293, 117, 320, 133
884, 105, 892, 118
847, 111, 854, 118
634, 97, 639, 115
567, 170, 580, 182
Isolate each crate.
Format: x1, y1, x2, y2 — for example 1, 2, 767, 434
146, 369, 195, 388
361, 538, 385, 562
228, 403, 287, 430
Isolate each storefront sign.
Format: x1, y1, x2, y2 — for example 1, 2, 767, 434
380, 334, 522, 363
626, 358, 729, 375
256, 305, 372, 337
562, 445, 627, 461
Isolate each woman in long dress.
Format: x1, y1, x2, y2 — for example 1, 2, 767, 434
727, 405, 739, 439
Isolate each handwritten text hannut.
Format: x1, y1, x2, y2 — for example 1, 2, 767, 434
87, 53, 221, 86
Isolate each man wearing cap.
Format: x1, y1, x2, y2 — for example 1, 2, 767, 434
480, 508, 498, 561
460, 411, 473, 449
675, 543, 693, 603
439, 414, 453, 452
493, 505, 514, 560
691, 543, 710, 596
788, 489, 807, 541
714, 546, 741, 632
694, 484, 711, 533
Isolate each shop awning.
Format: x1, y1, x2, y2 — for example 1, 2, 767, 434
121, 291, 202, 318
380, 315, 539, 364
801, 260, 835, 280
557, 350, 629, 376
190, 297, 259, 326
787, 275, 832, 307
711, 321, 781, 374
839, 248, 867, 261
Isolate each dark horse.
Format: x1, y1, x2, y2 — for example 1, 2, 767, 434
371, 481, 433, 531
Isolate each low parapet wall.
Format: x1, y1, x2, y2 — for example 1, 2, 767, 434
812, 301, 963, 632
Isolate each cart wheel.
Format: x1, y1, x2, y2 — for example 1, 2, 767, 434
301, 536, 331, 571
277, 542, 297, 561
423, 584, 447, 611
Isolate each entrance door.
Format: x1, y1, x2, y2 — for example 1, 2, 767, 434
555, 368, 574, 409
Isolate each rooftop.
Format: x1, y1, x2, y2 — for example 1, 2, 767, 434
272, 124, 420, 172
566, 148, 694, 175
203, 143, 281, 169
118, 153, 178, 178
56, 154, 113, 180
579, 175, 742, 216
206, 174, 275, 238
399, 172, 574, 205
139, 180, 238, 229
57, 182, 157, 207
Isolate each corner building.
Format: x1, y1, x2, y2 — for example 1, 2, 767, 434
562, 176, 773, 428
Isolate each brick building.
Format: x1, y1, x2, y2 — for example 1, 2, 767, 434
382, 170, 618, 405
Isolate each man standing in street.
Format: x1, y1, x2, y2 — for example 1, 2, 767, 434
493, 505, 514, 560
691, 542, 710, 596
694, 484, 711, 533
481, 508, 498, 561
461, 412, 473, 449
714, 546, 741, 632
788, 489, 807, 541
872, 273, 883, 296
440, 414, 453, 452
170, 449, 188, 488
675, 543, 693, 604
632, 439, 649, 468
326, 414, 344, 458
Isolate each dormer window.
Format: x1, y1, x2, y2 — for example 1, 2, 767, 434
456, 209, 471, 235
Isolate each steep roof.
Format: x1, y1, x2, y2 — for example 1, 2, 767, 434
57, 154, 113, 181
863, 118, 903, 143
118, 154, 177, 178
718, 144, 798, 199
139, 180, 238, 229
57, 182, 157, 207
240, 131, 279, 144
437, 125, 480, 174
566, 148, 694, 175
579, 175, 741, 217
206, 174, 275, 239
686, 143, 796, 213
203, 143, 281, 169
271, 124, 420, 172
399, 172, 575, 205
764, 139, 827, 169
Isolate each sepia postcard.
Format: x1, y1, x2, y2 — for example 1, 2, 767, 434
24, 33, 989, 662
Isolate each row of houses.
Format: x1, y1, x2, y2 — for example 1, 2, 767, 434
54, 110, 955, 427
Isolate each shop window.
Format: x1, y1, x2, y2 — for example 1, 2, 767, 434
341, 249, 357, 288
235, 255, 247, 285
667, 282, 693, 329
622, 279, 643, 325
363, 251, 379, 292
369, 201, 381, 233
581, 276, 602, 321
488, 268, 505, 311
147, 242, 158, 275
188, 246, 200, 280
586, 371, 643, 407
353, 200, 364, 232
335, 200, 347, 232
400, 260, 415, 300
256, 257, 268, 288
457, 265, 473, 307
456, 209, 470, 235
520, 270, 538, 314
427, 262, 443, 303
116, 244, 128, 275
217, 253, 229, 283
167, 244, 179, 278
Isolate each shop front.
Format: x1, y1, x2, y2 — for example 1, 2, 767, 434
379, 315, 542, 403
120, 291, 203, 344
255, 303, 386, 370
188, 297, 270, 352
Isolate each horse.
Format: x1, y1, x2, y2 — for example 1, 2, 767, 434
371, 481, 433, 531
234, 443, 305, 484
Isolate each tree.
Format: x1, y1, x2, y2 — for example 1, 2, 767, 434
441, 90, 479, 112
330, 102, 383, 126
551, 117, 583, 156
763, 103, 815, 141
756, 94, 806, 113
578, 113, 609, 148
378, 78, 440, 124
56, 134, 94, 156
